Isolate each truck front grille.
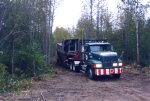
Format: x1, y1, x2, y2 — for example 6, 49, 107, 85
102, 56, 118, 68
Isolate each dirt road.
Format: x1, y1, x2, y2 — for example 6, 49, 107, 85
5, 66, 150, 101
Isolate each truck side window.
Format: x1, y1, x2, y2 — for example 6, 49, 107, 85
102, 45, 111, 51
90, 46, 100, 52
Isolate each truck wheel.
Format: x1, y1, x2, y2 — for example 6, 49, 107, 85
72, 62, 80, 73
113, 74, 121, 79
88, 68, 95, 80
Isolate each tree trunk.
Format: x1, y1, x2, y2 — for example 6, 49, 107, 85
90, 0, 93, 23
136, 20, 140, 64
11, 34, 14, 77
96, 2, 100, 38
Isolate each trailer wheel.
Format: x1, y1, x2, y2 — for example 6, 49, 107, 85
88, 68, 95, 80
113, 74, 121, 79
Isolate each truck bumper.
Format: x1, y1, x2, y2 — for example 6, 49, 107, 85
95, 68, 123, 76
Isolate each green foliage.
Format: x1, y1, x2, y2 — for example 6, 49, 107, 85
0, 64, 19, 93
139, 19, 150, 66
53, 27, 71, 43
0, 0, 55, 93
0, 64, 8, 92
0, 0, 55, 77
1, 75, 31, 93
75, 16, 96, 39
15, 45, 47, 77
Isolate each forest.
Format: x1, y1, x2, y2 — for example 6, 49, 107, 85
0, 0, 150, 92
0, 0, 55, 92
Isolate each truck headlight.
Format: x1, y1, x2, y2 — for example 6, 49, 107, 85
113, 63, 118, 67
93, 64, 102, 68
118, 63, 123, 66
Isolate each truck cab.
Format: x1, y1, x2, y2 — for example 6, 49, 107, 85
81, 41, 123, 79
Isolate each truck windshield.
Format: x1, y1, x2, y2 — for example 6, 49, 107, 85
90, 44, 111, 52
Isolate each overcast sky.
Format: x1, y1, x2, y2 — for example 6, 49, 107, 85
53, 0, 84, 30
53, 0, 150, 30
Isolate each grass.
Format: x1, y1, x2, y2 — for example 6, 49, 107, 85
0, 65, 55, 95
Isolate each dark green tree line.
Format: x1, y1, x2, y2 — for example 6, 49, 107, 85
0, 0, 56, 81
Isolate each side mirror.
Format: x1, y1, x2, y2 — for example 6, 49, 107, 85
88, 53, 93, 59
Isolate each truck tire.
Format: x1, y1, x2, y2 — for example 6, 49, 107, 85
72, 62, 80, 73
88, 68, 95, 80
113, 74, 121, 79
